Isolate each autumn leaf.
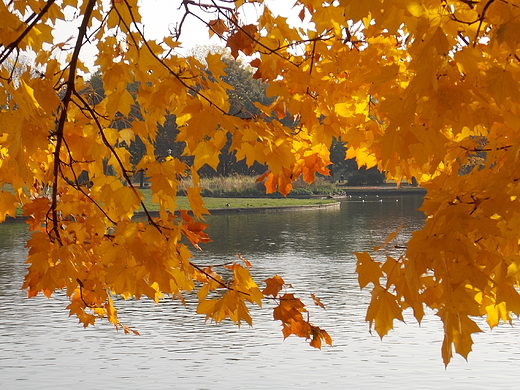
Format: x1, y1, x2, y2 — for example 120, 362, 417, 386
0, 190, 18, 222
5, 0, 520, 363
310, 326, 333, 349
373, 223, 403, 251
208, 19, 228, 37
263, 275, 285, 297
186, 168, 209, 219
227, 24, 258, 58
486, 66, 520, 106
231, 263, 263, 306
310, 293, 326, 310
438, 307, 482, 366
181, 219, 211, 249
121, 324, 140, 336
272, 292, 331, 348
366, 285, 404, 339
355, 251, 383, 289
237, 254, 252, 267
496, 19, 520, 51
273, 293, 306, 324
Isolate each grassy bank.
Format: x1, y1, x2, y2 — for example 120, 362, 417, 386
141, 191, 336, 211
8, 176, 341, 216
140, 175, 341, 211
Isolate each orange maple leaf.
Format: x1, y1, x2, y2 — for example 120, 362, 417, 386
273, 293, 306, 323
310, 293, 326, 310
309, 326, 333, 349
178, 209, 211, 247
237, 254, 252, 267
263, 275, 285, 297
227, 24, 258, 58
208, 19, 228, 37
282, 318, 312, 339
181, 221, 211, 248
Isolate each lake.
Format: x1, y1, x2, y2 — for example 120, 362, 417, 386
1, 194, 520, 389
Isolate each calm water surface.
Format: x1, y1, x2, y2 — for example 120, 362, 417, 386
1, 194, 519, 389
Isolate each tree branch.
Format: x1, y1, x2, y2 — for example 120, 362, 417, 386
0, 0, 57, 67
119, 0, 231, 116
50, 0, 97, 244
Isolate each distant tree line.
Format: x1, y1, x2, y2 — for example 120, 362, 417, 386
86, 51, 385, 186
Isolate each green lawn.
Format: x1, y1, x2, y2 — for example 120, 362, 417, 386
11, 188, 336, 216
140, 189, 336, 211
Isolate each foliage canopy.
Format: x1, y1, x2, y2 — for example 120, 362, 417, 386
2, 0, 520, 364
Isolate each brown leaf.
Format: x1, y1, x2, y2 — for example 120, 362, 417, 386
262, 275, 285, 297
226, 24, 258, 58
237, 253, 252, 267
310, 293, 326, 310
208, 19, 228, 37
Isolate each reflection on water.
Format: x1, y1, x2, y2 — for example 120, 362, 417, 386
1, 195, 520, 389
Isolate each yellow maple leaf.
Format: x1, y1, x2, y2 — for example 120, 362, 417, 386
355, 251, 383, 289
186, 168, 209, 219
486, 66, 520, 106
0, 190, 17, 222
191, 140, 220, 171
365, 285, 404, 339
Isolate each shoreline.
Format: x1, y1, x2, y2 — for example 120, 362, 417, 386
138, 201, 341, 217
4, 186, 425, 223
341, 185, 426, 196
4, 200, 341, 223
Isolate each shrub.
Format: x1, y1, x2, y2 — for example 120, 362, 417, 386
182, 174, 342, 197
289, 187, 314, 196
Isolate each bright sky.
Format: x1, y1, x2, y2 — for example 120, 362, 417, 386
137, 0, 299, 46
49, 0, 301, 72
137, 0, 223, 50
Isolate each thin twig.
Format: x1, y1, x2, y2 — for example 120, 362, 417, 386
190, 261, 251, 296
118, 0, 230, 116
57, 109, 118, 225
474, 0, 496, 46
72, 91, 160, 229
0, 0, 57, 66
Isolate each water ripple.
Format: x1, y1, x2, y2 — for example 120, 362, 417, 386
1, 195, 520, 389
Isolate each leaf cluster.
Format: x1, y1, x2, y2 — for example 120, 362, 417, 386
4, 0, 520, 363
